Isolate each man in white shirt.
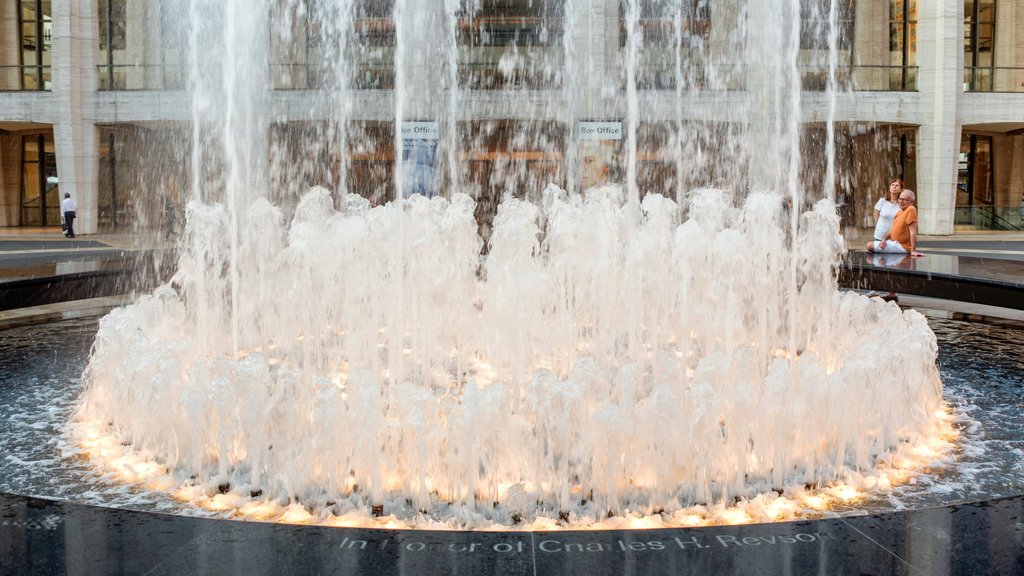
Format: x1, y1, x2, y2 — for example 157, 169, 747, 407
61, 193, 77, 238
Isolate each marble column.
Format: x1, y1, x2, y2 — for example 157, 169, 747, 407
994, 0, 1021, 92
915, 0, 962, 235
0, 0, 20, 90
51, 0, 99, 234
743, 0, 794, 194
852, 0, 891, 90
1007, 134, 1024, 228
394, 1, 444, 120
0, 133, 21, 226
574, 0, 617, 120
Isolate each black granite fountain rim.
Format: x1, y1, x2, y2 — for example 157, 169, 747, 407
3, 489, 1022, 575
0, 269, 139, 312
3, 488, 1022, 534
843, 251, 1024, 288
839, 252, 1024, 312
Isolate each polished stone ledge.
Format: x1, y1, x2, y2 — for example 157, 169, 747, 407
1, 492, 1022, 576
840, 252, 1024, 312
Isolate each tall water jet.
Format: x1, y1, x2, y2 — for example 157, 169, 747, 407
68, 0, 949, 528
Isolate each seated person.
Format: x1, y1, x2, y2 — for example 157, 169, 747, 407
866, 189, 925, 258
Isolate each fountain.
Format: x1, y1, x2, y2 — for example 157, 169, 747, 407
56, 0, 958, 528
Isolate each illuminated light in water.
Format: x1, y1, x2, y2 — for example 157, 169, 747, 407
828, 484, 860, 502
718, 509, 753, 525
763, 498, 797, 520
802, 494, 829, 511
676, 513, 706, 527
322, 514, 366, 528
173, 485, 207, 502
206, 493, 244, 511
279, 504, 316, 524
238, 501, 281, 520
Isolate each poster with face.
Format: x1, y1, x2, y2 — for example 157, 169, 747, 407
400, 121, 439, 198
577, 121, 622, 192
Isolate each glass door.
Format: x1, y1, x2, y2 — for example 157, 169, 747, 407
19, 133, 59, 226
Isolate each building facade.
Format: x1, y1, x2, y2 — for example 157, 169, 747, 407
1, 0, 1023, 236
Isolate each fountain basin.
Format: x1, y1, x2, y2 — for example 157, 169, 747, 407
1, 311, 1020, 529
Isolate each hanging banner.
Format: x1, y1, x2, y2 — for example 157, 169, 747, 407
577, 121, 622, 190
400, 121, 440, 198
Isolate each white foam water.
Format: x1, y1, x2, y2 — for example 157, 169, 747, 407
70, 184, 948, 527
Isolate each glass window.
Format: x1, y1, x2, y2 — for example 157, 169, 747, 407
20, 133, 59, 226
957, 134, 993, 206
964, 0, 996, 91
270, 0, 396, 90
98, 0, 127, 89
459, 0, 565, 90
98, 0, 127, 51
889, 0, 917, 89
618, 0, 711, 90
800, 0, 855, 51
17, 0, 51, 90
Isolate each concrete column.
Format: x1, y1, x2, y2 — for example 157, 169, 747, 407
743, 0, 791, 192
395, 2, 444, 119
575, 0, 616, 119
915, 0, 962, 235
708, 0, 744, 91
561, 0, 616, 193
51, 0, 100, 234
125, 1, 162, 89
852, 0, 890, 90
994, 0, 1021, 93
1007, 134, 1024, 227
0, 0, 20, 90
0, 133, 21, 225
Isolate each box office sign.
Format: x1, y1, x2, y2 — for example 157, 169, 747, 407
400, 121, 439, 198
578, 121, 622, 141
577, 121, 621, 189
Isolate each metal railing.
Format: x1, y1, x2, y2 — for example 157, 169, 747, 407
90, 61, 925, 93
620, 64, 917, 92
802, 65, 917, 92
964, 67, 1024, 93
0, 65, 52, 91
269, 63, 394, 90
954, 205, 1023, 231
96, 64, 187, 91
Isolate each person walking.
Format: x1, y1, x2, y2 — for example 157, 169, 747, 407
61, 193, 77, 238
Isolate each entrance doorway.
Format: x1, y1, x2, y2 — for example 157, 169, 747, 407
958, 134, 992, 206
19, 133, 59, 226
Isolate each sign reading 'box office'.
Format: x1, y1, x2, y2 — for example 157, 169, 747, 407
400, 121, 439, 198
578, 121, 622, 190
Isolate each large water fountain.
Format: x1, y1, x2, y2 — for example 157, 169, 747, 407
61, 0, 956, 528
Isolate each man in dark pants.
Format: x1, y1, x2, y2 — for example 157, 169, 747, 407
61, 192, 77, 238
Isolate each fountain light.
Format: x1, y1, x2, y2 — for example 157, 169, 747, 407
718, 508, 753, 525
801, 494, 829, 511
827, 484, 860, 502
238, 501, 281, 520
675, 513, 707, 527
279, 503, 316, 524
763, 497, 797, 520
205, 493, 244, 511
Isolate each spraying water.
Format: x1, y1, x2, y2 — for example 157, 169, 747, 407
71, 0, 947, 527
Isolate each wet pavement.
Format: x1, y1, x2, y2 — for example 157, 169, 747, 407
0, 230, 174, 316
